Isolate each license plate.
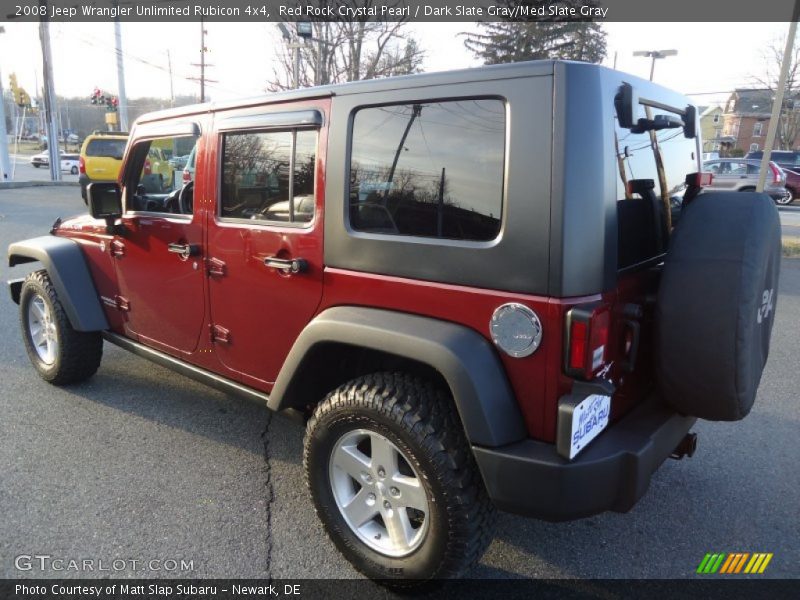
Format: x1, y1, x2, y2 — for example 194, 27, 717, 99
568, 394, 611, 459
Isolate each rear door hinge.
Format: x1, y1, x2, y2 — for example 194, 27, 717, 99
110, 240, 125, 258
210, 324, 231, 344
115, 295, 130, 312
207, 257, 226, 277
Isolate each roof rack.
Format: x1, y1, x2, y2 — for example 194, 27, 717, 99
91, 130, 129, 136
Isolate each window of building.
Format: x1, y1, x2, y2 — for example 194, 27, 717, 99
753, 122, 763, 137
348, 99, 505, 242
220, 129, 316, 224
750, 143, 759, 152
712, 113, 720, 124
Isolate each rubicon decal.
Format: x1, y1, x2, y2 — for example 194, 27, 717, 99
696, 552, 773, 574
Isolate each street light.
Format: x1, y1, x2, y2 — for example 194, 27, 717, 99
633, 49, 678, 81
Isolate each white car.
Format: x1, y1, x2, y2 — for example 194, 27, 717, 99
29, 152, 81, 175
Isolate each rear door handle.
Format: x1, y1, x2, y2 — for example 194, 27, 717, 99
264, 256, 308, 274
167, 242, 200, 260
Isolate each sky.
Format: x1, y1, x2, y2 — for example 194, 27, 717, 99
0, 21, 793, 109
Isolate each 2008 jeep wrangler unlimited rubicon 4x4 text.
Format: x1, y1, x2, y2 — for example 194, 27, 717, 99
7, 61, 781, 583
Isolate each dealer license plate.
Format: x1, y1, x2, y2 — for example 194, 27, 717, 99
568, 394, 611, 459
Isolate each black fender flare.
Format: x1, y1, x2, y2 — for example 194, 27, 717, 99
269, 306, 527, 447
8, 236, 109, 332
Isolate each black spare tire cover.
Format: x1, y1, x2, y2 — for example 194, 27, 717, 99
656, 191, 781, 421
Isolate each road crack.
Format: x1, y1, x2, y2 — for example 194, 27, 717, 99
261, 410, 275, 581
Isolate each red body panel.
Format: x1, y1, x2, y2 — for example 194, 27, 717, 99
204, 99, 329, 388
53, 94, 658, 445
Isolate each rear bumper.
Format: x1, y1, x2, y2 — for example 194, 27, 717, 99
473, 398, 696, 521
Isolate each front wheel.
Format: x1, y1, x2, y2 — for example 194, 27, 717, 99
20, 270, 103, 385
775, 191, 793, 205
304, 373, 495, 584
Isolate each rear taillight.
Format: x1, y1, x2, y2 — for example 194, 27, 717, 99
182, 168, 191, 184
144, 159, 151, 175
769, 162, 783, 185
78, 156, 85, 174
565, 304, 610, 380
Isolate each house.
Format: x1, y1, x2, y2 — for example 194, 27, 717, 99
699, 105, 723, 153
714, 88, 800, 155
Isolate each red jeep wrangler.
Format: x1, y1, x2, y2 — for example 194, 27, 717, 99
8, 61, 781, 582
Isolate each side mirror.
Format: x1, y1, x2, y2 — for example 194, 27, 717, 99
616, 82, 638, 129
87, 182, 122, 233
683, 105, 697, 139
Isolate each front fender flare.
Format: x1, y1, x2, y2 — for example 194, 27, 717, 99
269, 307, 527, 447
8, 235, 109, 332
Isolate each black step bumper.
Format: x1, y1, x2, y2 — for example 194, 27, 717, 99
472, 399, 696, 521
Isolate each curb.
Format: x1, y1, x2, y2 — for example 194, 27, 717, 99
783, 237, 800, 258
0, 181, 80, 190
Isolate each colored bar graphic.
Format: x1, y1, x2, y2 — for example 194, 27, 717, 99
710, 553, 726, 573
697, 553, 713, 574
720, 554, 736, 574
699, 552, 773, 575
758, 553, 773, 573
734, 553, 749, 573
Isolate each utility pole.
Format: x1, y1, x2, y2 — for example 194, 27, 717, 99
0, 26, 12, 181
39, 17, 61, 182
113, 8, 129, 131
167, 49, 175, 106
757, 21, 798, 193
189, 18, 216, 102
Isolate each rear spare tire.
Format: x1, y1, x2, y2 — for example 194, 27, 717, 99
656, 192, 781, 421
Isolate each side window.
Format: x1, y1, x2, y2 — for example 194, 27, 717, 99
705, 161, 721, 174
729, 161, 748, 175
128, 135, 198, 214
348, 99, 505, 242
220, 129, 317, 224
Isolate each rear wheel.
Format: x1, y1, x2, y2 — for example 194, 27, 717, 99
20, 270, 103, 385
304, 372, 495, 584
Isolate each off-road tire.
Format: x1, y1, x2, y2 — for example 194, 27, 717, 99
20, 269, 103, 385
304, 372, 495, 584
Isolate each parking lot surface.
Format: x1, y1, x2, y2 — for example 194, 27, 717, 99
0, 186, 798, 580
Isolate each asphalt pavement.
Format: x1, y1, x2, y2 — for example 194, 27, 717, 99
0, 186, 798, 581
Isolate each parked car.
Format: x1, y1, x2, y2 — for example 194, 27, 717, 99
702, 158, 792, 204
7, 61, 781, 585
745, 149, 800, 173
29, 152, 48, 168
78, 132, 129, 203
181, 143, 196, 184
29, 152, 81, 175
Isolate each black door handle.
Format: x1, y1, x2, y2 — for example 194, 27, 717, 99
167, 242, 200, 260
264, 256, 308, 274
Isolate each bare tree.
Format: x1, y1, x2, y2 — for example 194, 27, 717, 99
268, 2, 424, 91
754, 36, 800, 150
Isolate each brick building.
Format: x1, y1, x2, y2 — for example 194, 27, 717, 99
712, 88, 800, 155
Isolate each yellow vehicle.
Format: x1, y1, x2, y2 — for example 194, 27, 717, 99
79, 132, 129, 203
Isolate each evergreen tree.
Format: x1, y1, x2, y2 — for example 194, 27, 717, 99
463, 1, 607, 65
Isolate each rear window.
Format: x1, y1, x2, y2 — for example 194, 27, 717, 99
615, 107, 697, 270
86, 139, 127, 159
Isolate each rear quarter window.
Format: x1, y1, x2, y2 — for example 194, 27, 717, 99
348, 98, 506, 242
